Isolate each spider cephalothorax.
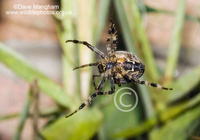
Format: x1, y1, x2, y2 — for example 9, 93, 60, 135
65, 19, 172, 118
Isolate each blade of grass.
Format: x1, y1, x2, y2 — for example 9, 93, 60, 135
0, 113, 19, 121
76, 0, 94, 99
164, 0, 187, 82
58, 0, 110, 105
13, 81, 34, 140
0, 107, 61, 121
112, 115, 158, 138
160, 93, 200, 122
0, 43, 72, 108
119, 0, 159, 81
151, 66, 200, 111
146, 5, 200, 23
151, 103, 200, 140
112, 92, 200, 138
56, 0, 80, 105
93, 0, 111, 44
31, 80, 40, 140
166, 66, 200, 103
114, 0, 155, 118
114, 0, 137, 54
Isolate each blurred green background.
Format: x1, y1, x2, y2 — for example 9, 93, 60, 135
0, 0, 200, 140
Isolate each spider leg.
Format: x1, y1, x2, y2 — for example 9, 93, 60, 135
65, 92, 98, 118
106, 18, 118, 55
65, 76, 115, 118
73, 62, 99, 70
116, 66, 172, 90
65, 76, 107, 118
92, 74, 101, 90
135, 80, 173, 90
66, 40, 105, 59
96, 76, 115, 95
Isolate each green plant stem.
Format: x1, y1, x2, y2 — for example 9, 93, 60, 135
113, 92, 200, 138
116, 0, 159, 81
164, 0, 186, 82
0, 113, 19, 121
127, 0, 159, 82
146, 5, 200, 23
93, 0, 111, 44
57, 0, 81, 106
13, 82, 33, 140
77, 0, 94, 100
166, 66, 200, 103
0, 107, 61, 121
114, 0, 155, 118
31, 80, 40, 140
114, 0, 137, 54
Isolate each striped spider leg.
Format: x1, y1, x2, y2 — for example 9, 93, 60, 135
106, 18, 118, 55
66, 40, 105, 59
116, 65, 172, 90
65, 76, 115, 118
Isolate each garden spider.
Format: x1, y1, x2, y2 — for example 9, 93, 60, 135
65, 19, 172, 118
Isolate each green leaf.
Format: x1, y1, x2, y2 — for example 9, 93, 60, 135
150, 104, 200, 140
112, 92, 200, 138
0, 42, 73, 108
167, 66, 200, 103
112, 115, 157, 138
164, 0, 187, 81
41, 108, 103, 140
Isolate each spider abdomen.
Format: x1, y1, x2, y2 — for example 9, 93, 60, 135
111, 51, 145, 86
